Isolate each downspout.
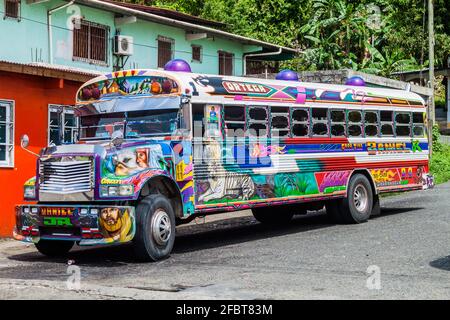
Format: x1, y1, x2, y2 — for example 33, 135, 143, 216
243, 47, 282, 77
48, 0, 75, 64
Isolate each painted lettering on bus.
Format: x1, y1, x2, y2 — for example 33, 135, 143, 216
43, 217, 73, 227
40, 207, 74, 217
367, 142, 407, 153
223, 81, 270, 95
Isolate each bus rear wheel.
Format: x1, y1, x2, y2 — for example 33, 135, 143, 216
35, 240, 74, 257
252, 206, 294, 225
133, 194, 176, 262
326, 174, 373, 224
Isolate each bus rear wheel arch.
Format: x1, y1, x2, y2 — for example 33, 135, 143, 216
326, 173, 374, 224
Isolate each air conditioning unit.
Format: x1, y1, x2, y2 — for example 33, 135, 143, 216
114, 35, 133, 56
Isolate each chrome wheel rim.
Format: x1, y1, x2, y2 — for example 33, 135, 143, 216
151, 209, 171, 246
353, 184, 368, 212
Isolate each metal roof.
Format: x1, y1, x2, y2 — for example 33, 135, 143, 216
75, 0, 298, 55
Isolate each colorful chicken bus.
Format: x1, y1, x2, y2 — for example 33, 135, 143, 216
14, 67, 433, 261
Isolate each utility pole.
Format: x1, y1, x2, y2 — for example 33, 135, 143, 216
428, 0, 435, 154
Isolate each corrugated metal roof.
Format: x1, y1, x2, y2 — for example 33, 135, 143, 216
102, 0, 228, 29
77, 0, 298, 54
0, 60, 102, 82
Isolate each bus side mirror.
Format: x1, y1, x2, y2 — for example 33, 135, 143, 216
20, 134, 39, 157
20, 134, 29, 148
111, 130, 124, 147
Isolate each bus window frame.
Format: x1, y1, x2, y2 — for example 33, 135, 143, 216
412, 111, 426, 138
380, 110, 394, 137
270, 106, 291, 139
363, 110, 380, 138
291, 107, 310, 138
247, 105, 269, 138
311, 107, 329, 137
346, 109, 363, 138
329, 109, 346, 138
394, 111, 412, 138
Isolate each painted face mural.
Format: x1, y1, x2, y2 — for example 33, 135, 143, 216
99, 207, 133, 243
104, 145, 165, 177
136, 148, 149, 168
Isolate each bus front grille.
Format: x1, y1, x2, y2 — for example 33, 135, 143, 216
39, 160, 94, 194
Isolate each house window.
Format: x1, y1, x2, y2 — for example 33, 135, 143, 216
158, 36, 174, 68
73, 20, 109, 65
48, 105, 78, 146
4, 0, 20, 20
192, 45, 202, 62
218, 51, 234, 75
0, 101, 14, 167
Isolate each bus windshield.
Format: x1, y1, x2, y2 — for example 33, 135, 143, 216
80, 109, 179, 140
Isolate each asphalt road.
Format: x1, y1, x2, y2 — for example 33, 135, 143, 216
0, 182, 449, 300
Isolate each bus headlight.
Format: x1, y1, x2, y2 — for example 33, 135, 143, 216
119, 185, 134, 196
100, 185, 134, 197
24, 186, 36, 199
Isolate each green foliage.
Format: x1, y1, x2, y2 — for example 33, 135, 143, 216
430, 125, 450, 184
136, 0, 449, 76
273, 173, 319, 197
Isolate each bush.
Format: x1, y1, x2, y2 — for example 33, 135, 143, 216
430, 125, 450, 184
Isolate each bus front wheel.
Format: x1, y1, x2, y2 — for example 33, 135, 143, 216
133, 194, 176, 262
326, 174, 373, 224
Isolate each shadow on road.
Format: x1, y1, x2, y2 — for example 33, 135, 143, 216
371, 206, 424, 220
429, 256, 450, 271
6, 205, 424, 266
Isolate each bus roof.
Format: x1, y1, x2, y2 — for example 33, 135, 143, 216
77, 69, 425, 108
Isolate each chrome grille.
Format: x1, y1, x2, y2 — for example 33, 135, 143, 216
39, 160, 94, 194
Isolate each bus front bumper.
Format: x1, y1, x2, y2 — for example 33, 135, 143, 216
13, 204, 135, 246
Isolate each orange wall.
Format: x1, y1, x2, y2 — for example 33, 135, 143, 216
0, 72, 81, 236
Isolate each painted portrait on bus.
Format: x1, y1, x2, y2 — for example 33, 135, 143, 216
98, 207, 134, 243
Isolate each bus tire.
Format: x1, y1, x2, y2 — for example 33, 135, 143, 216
252, 206, 294, 225
133, 194, 176, 262
35, 240, 74, 257
339, 174, 374, 224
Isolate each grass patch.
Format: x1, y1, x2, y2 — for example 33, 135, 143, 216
430, 126, 450, 184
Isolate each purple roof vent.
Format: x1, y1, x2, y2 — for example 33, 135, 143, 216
164, 59, 192, 72
275, 69, 299, 81
345, 76, 366, 86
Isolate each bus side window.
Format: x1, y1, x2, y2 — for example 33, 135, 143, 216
364, 110, 379, 137
330, 109, 346, 137
224, 105, 245, 137
412, 112, 426, 138
205, 105, 221, 139
247, 106, 268, 137
270, 106, 290, 138
311, 108, 328, 136
291, 108, 309, 137
380, 110, 394, 136
395, 112, 411, 137
347, 110, 362, 137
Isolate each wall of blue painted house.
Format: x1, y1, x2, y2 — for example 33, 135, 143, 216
0, 0, 261, 75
